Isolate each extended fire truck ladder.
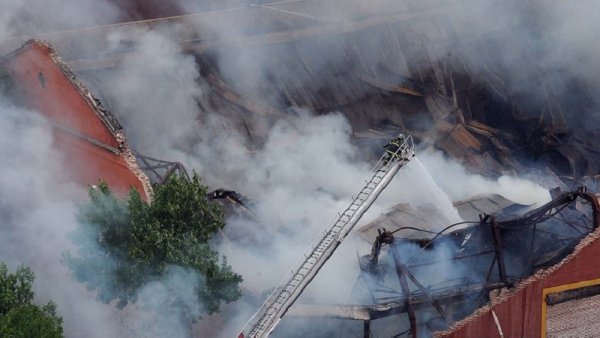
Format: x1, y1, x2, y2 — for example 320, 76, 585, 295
238, 134, 415, 338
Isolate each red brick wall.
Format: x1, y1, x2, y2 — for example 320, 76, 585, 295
52, 130, 147, 198
6, 42, 119, 148
4, 41, 148, 199
440, 229, 600, 338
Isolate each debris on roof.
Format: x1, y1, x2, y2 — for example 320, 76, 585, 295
5, 2, 600, 181
288, 189, 600, 337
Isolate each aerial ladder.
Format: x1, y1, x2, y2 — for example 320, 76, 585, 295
238, 134, 415, 338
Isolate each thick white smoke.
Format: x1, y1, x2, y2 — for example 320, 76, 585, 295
3, 1, 595, 337
0, 0, 123, 38
417, 148, 551, 206
0, 91, 215, 337
0, 98, 121, 337
92, 32, 473, 333
74, 12, 555, 336
101, 28, 203, 158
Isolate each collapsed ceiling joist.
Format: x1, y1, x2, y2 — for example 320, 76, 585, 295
286, 189, 600, 337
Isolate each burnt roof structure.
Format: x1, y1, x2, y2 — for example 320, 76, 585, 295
2, 1, 598, 181
287, 189, 600, 337
3, 2, 600, 337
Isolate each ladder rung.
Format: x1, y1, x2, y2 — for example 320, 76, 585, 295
244, 136, 414, 337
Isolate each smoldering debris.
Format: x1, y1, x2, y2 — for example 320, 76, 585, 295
1, 1, 600, 337
4, 1, 598, 181
283, 189, 599, 337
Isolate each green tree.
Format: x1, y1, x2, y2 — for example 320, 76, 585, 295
65, 173, 242, 315
0, 263, 63, 338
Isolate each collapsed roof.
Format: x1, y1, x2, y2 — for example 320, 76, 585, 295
3, 2, 600, 337
358, 194, 530, 242
288, 189, 600, 337
2, 1, 599, 181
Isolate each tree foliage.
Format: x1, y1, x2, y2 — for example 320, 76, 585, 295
65, 173, 242, 314
0, 263, 63, 338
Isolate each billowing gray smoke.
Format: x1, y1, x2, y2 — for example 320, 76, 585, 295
0, 88, 218, 337
89, 26, 550, 337
4, 0, 598, 337
0, 96, 123, 337
0, 0, 123, 37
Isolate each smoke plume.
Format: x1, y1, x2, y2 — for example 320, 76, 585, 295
4, 0, 598, 337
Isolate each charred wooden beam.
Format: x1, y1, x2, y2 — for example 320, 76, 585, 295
489, 216, 509, 286
287, 281, 511, 320
204, 71, 285, 119
405, 248, 495, 270
400, 263, 450, 323
546, 284, 600, 306
474, 255, 498, 306
391, 242, 418, 338
522, 224, 537, 278
497, 190, 600, 230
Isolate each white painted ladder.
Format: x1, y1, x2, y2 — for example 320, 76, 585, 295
238, 134, 415, 338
